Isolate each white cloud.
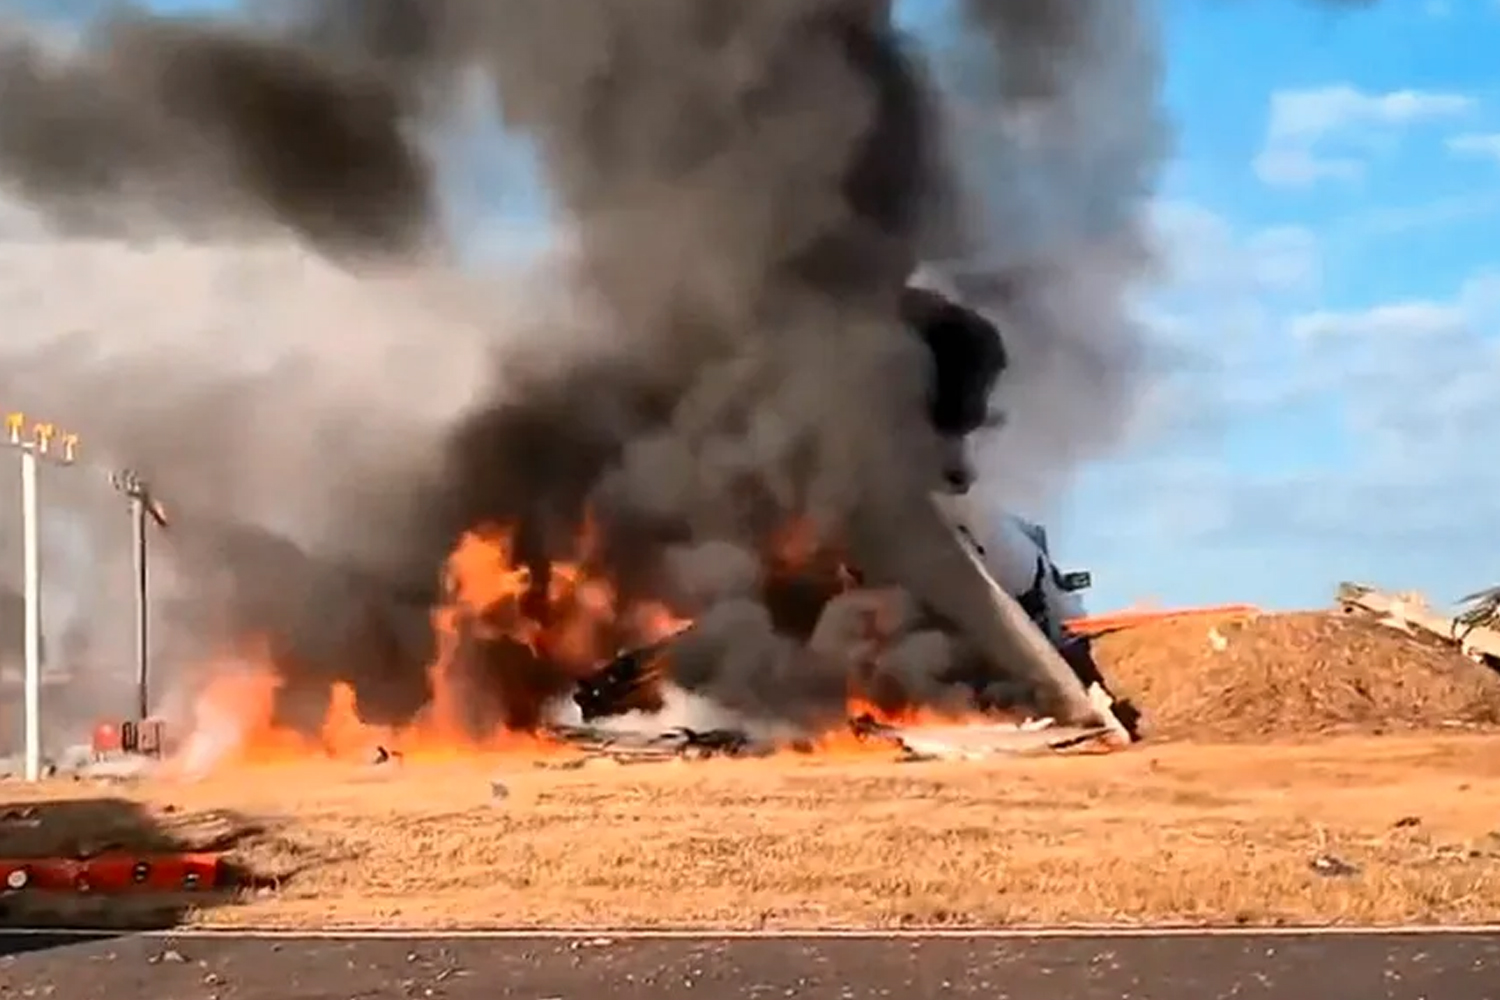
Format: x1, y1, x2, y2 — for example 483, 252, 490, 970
1149, 202, 1321, 295
1254, 272, 1497, 496
1253, 147, 1362, 188
1447, 132, 1500, 163
1289, 300, 1467, 340
1061, 250, 1500, 609
1254, 85, 1475, 187
1243, 226, 1322, 294
1281, 273, 1497, 450
1342, 191, 1500, 236
1117, 202, 1323, 447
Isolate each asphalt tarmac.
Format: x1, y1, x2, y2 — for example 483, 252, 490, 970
0, 929, 1497, 999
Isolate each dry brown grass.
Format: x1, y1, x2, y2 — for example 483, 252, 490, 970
6, 609, 1500, 930
5, 733, 1500, 929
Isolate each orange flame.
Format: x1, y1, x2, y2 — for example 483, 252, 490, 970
183, 520, 692, 770
179, 512, 1009, 772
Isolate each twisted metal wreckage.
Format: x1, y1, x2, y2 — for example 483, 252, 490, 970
1339, 582, 1500, 666
559, 282, 1133, 761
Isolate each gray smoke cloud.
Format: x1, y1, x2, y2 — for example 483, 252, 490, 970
0, 0, 1367, 748
0, 5, 470, 743
278, 0, 1162, 730
0, 0, 1153, 743
0, 236, 537, 746
926, 0, 1168, 516
0, 10, 434, 253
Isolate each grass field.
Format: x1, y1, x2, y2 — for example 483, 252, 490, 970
3, 731, 1499, 929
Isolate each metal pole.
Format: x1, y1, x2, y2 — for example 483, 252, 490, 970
20, 447, 40, 782
131, 494, 148, 721
5, 413, 75, 782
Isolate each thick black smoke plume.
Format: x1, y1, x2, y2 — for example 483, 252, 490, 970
296, 0, 1033, 729
0, 11, 432, 254
0, 0, 1147, 742
0, 1, 1371, 748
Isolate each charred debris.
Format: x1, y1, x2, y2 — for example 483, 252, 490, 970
566, 283, 1128, 747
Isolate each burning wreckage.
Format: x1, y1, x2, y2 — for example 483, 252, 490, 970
97, 283, 1129, 777
4, 0, 1143, 772
554, 284, 1130, 761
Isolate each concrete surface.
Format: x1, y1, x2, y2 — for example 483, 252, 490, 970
0, 930, 1496, 999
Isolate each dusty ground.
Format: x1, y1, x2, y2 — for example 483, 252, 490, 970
3, 609, 1500, 930
3, 732, 1500, 929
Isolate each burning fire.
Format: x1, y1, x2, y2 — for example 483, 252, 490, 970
179, 518, 691, 770
175, 514, 1000, 773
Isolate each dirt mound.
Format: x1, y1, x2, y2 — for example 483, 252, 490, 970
1091, 610, 1500, 740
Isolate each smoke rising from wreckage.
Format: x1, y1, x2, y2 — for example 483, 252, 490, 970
0, 1, 1368, 763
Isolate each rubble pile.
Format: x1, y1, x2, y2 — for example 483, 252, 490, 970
1094, 606, 1500, 741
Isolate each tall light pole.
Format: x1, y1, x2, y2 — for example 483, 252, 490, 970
109, 470, 168, 725
4, 412, 78, 782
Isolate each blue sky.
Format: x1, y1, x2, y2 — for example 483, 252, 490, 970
1051, 0, 1500, 612
19, 0, 1500, 614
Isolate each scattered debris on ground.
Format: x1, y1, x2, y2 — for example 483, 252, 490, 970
541, 725, 777, 764
1338, 581, 1500, 666
6, 586, 1500, 930
7, 586, 1500, 816
850, 715, 1115, 760
536, 716, 1120, 765
7, 734, 1500, 928
1309, 853, 1361, 879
